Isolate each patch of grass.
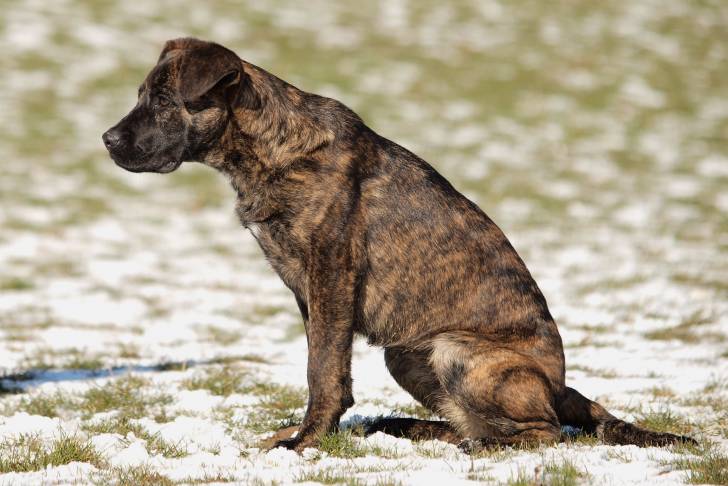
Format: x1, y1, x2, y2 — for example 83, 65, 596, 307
244, 383, 307, 433
505, 468, 533, 486
561, 432, 599, 447
605, 448, 633, 462
670, 443, 728, 485
317, 430, 366, 458
0, 433, 104, 473
703, 375, 727, 394
568, 364, 619, 379
295, 467, 364, 485
251, 304, 288, 319
3, 330, 34, 342
177, 471, 238, 484
679, 392, 728, 411
415, 441, 447, 458
635, 407, 693, 436
648, 386, 676, 398
118, 343, 141, 359
3, 391, 76, 418
209, 354, 270, 365
466, 464, 495, 482
181, 366, 247, 397
0, 277, 34, 291
392, 402, 436, 420
469, 443, 518, 461
65, 354, 106, 371
94, 465, 174, 486
281, 322, 306, 342
568, 324, 613, 334
643, 314, 724, 344
21, 347, 106, 371
198, 325, 243, 346
81, 375, 172, 418
564, 336, 621, 349
543, 458, 587, 486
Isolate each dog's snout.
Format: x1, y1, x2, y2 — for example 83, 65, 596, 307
102, 129, 122, 149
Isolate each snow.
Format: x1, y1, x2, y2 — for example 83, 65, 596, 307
1, 0, 727, 484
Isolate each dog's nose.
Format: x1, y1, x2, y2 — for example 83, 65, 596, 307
102, 129, 122, 149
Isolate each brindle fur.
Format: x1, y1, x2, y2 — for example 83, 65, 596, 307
103, 38, 695, 452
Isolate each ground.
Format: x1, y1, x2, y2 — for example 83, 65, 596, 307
0, 0, 727, 485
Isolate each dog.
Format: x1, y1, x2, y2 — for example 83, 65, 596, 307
103, 38, 694, 452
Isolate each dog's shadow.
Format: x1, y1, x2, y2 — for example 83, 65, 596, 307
257, 416, 462, 450
0, 359, 204, 395
257, 418, 594, 451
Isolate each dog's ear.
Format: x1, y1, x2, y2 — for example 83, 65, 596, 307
158, 37, 208, 63
177, 44, 242, 104
158, 38, 259, 109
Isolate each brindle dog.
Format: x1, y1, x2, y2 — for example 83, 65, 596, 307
103, 38, 694, 452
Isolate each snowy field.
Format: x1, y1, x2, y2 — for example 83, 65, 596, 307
1, 1, 727, 484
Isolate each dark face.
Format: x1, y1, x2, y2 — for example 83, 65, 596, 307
103, 39, 243, 173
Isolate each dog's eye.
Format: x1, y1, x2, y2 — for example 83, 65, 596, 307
153, 95, 171, 109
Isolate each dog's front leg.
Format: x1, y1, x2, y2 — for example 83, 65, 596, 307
274, 263, 356, 452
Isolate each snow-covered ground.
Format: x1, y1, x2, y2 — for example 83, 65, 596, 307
0, 1, 726, 484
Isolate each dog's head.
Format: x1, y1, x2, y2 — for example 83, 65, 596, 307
103, 38, 252, 173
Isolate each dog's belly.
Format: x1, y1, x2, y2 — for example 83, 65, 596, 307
358, 265, 493, 347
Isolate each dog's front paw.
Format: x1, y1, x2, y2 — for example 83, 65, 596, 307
272, 435, 315, 453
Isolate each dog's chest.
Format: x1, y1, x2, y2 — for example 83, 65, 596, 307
246, 220, 308, 297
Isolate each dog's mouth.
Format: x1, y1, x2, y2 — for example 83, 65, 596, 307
109, 151, 182, 174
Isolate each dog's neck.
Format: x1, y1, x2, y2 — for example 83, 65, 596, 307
199, 68, 334, 224
199, 130, 278, 224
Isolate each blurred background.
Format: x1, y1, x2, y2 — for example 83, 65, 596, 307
0, 0, 726, 471
0, 0, 726, 483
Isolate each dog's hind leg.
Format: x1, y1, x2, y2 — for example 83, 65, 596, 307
428, 331, 562, 450
367, 347, 460, 443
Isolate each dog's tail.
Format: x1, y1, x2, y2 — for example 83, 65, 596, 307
555, 386, 696, 446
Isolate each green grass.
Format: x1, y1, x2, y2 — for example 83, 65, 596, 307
117, 343, 141, 359
505, 468, 533, 486
648, 386, 677, 399
561, 432, 600, 447
21, 347, 106, 371
0, 433, 104, 473
317, 430, 367, 458
175, 471, 238, 484
93, 465, 175, 486
543, 458, 588, 486
244, 382, 307, 433
503, 458, 588, 486
80, 375, 172, 418
669, 443, 728, 485
181, 366, 247, 397
635, 407, 694, 436
643, 314, 724, 344
181, 368, 306, 432
391, 402, 436, 420
567, 364, 619, 379
295, 467, 365, 485
0, 277, 34, 291
208, 354, 270, 365
2, 390, 76, 418
247, 304, 289, 325
198, 325, 243, 346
